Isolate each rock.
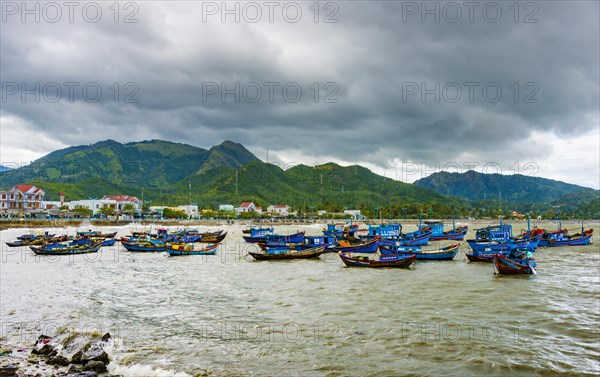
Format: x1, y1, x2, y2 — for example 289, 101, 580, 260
0, 365, 19, 377
66, 365, 82, 374
31, 344, 54, 355
35, 335, 52, 346
71, 343, 109, 365
47, 355, 70, 366
100, 333, 111, 342
58, 372, 98, 377
83, 361, 107, 373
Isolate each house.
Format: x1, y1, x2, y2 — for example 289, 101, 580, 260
219, 204, 234, 211
101, 195, 142, 212
235, 201, 262, 215
344, 209, 366, 220
178, 204, 199, 218
267, 204, 290, 216
0, 184, 45, 215
69, 195, 142, 215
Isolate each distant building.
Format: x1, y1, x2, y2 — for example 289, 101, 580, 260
69, 195, 141, 215
344, 209, 366, 220
178, 204, 199, 218
0, 184, 45, 215
267, 204, 290, 216
317, 210, 327, 216
236, 201, 262, 215
101, 195, 142, 212
219, 204, 234, 211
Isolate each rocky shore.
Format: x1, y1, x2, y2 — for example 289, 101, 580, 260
0, 333, 117, 377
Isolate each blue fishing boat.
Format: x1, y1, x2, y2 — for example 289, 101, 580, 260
537, 219, 593, 247
333, 237, 380, 253
380, 243, 461, 260
363, 223, 402, 239
243, 230, 304, 243
263, 235, 338, 252
423, 220, 468, 241
30, 242, 102, 255
121, 240, 167, 252
467, 220, 540, 255
323, 223, 359, 237
166, 243, 219, 256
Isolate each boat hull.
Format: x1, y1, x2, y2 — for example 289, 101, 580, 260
30, 243, 101, 255
248, 246, 325, 260
493, 254, 536, 275
339, 252, 416, 268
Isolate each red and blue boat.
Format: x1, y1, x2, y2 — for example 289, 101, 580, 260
493, 249, 537, 275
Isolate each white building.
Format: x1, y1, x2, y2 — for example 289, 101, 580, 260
219, 204, 234, 211
344, 209, 365, 220
69, 195, 142, 215
267, 204, 290, 216
235, 202, 262, 215
178, 204, 199, 218
0, 184, 45, 215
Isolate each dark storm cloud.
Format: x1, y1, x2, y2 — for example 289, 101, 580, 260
1, 1, 598, 177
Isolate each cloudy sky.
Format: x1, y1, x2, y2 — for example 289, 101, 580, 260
1, 1, 599, 188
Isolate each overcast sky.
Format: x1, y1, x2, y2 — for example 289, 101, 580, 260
1, 1, 598, 188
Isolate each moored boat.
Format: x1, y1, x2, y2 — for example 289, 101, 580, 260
380, 243, 461, 260
332, 237, 380, 253
493, 249, 537, 275
338, 252, 416, 268
166, 243, 219, 256
30, 242, 102, 255
248, 246, 325, 260
121, 240, 167, 252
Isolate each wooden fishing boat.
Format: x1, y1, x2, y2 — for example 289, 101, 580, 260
243, 226, 274, 235
6, 234, 66, 247
248, 246, 325, 260
197, 231, 227, 243
30, 242, 102, 255
166, 243, 219, 256
77, 230, 118, 239
467, 238, 539, 253
121, 240, 167, 252
338, 252, 416, 268
493, 251, 537, 275
332, 237, 380, 253
380, 243, 461, 260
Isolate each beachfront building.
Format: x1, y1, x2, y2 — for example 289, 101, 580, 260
219, 204, 234, 211
267, 204, 290, 216
344, 209, 366, 220
0, 184, 45, 215
235, 201, 262, 215
178, 204, 199, 218
69, 195, 142, 215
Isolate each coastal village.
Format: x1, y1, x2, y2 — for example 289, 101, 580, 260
0, 183, 365, 220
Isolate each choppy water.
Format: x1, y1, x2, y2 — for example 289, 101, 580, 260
1, 221, 599, 376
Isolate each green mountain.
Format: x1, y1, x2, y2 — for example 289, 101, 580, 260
413, 170, 593, 203
0, 139, 258, 192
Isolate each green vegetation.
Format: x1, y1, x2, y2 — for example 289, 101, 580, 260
1, 140, 598, 219
162, 208, 188, 219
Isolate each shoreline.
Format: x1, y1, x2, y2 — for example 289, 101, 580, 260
1, 218, 597, 232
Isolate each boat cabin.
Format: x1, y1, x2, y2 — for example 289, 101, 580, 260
475, 224, 512, 241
